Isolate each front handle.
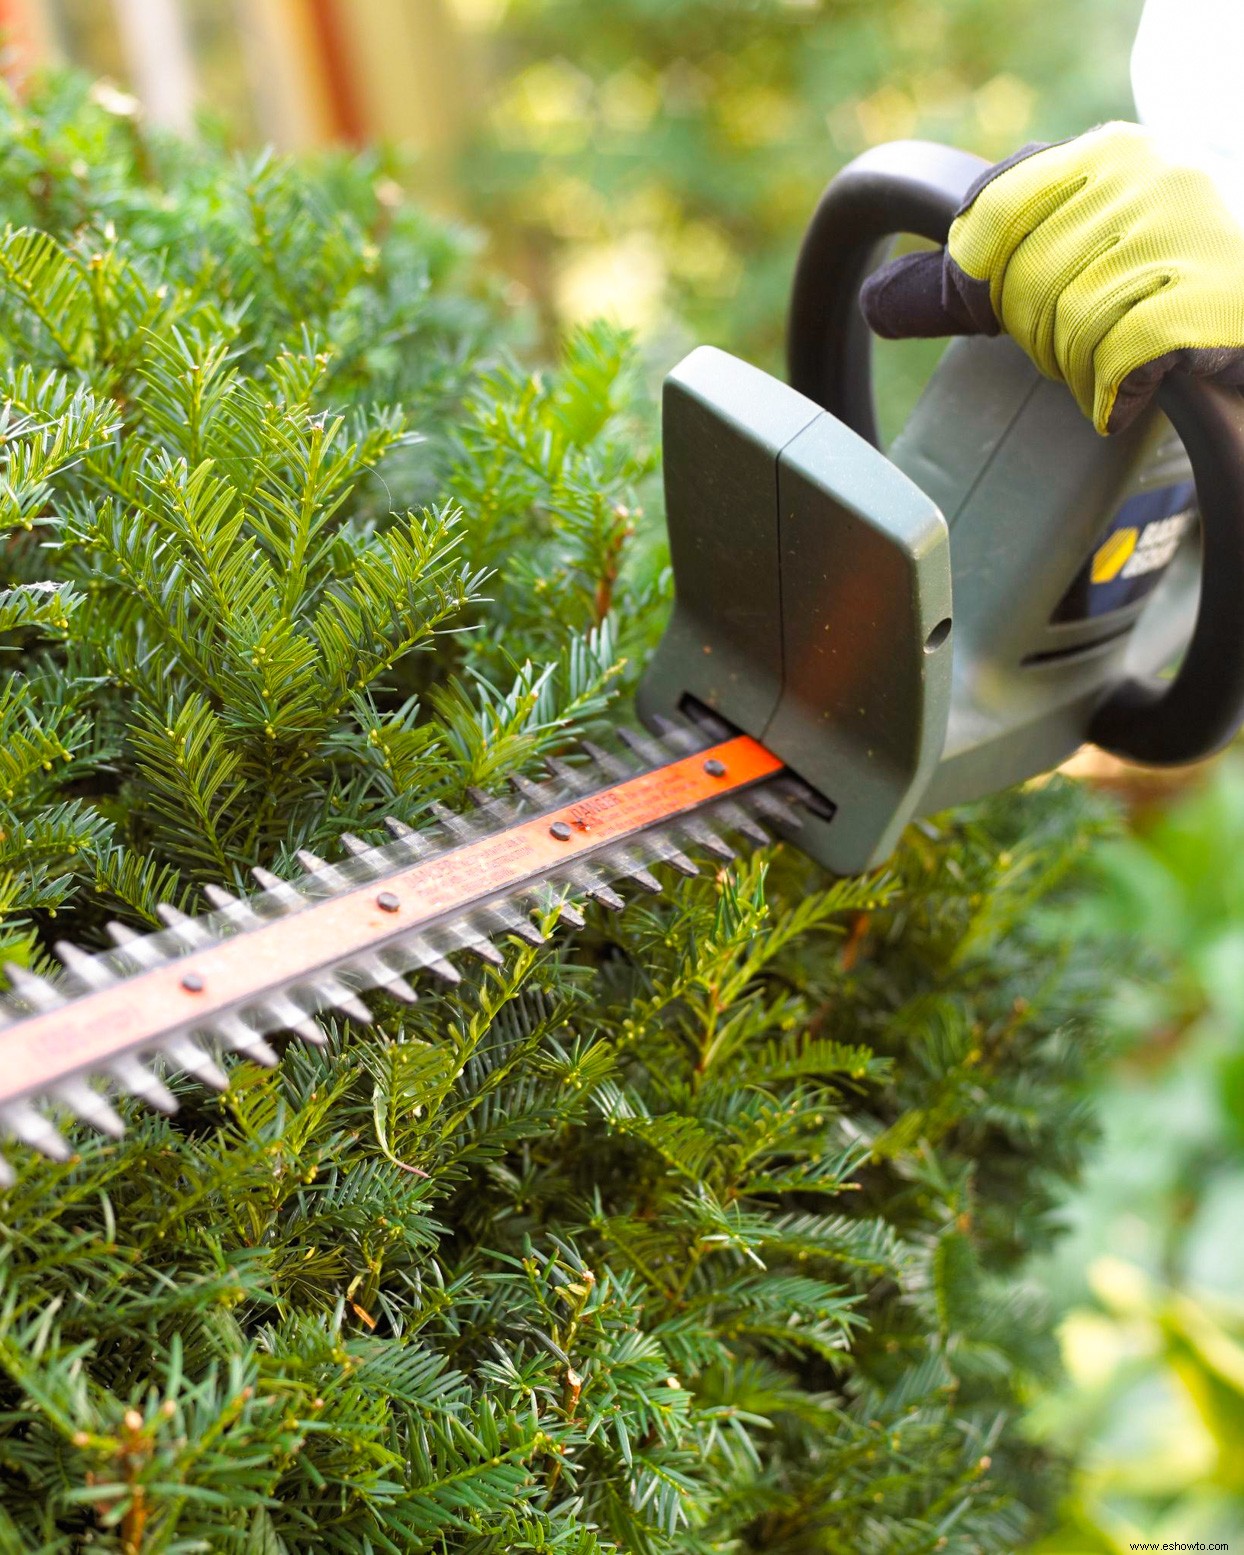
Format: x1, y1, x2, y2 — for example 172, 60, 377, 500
787, 139, 987, 447
788, 139, 1244, 767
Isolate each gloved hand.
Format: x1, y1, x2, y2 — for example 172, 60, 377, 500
860, 121, 1244, 434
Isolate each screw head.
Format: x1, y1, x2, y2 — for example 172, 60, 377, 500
549, 820, 572, 841
180, 971, 205, 993
376, 891, 401, 913
703, 758, 727, 778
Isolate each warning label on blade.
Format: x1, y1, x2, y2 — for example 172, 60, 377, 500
1052, 481, 1195, 624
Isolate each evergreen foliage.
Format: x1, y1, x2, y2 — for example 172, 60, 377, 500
0, 75, 1122, 1552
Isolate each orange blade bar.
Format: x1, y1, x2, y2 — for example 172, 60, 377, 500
0, 735, 783, 1104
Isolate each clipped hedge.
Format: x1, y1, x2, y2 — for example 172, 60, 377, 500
0, 75, 1116, 1554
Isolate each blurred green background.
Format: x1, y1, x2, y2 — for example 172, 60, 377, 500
22, 0, 1244, 1545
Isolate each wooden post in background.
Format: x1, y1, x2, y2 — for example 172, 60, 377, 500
0, 0, 482, 180
112, 0, 197, 134
231, 0, 340, 150
0, 0, 56, 90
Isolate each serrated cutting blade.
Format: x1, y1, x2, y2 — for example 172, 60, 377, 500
0, 732, 789, 1177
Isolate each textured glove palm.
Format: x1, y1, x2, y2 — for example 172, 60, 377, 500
860, 121, 1244, 434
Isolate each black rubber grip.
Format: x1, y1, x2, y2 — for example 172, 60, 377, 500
1089, 376, 1244, 764
787, 140, 987, 445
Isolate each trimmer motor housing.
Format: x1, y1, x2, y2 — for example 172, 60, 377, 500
640, 140, 1244, 874
636, 347, 952, 875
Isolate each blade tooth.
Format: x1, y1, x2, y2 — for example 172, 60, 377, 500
568, 845, 661, 897
106, 921, 169, 969
648, 711, 722, 748
4, 963, 64, 1013
295, 848, 350, 890
466, 786, 519, 824
509, 772, 558, 806
679, 815, 736, 862
302, 977, 373, 1024
419, 914, 513, 965
550, 896, 587, 931
347, 952, 419, 1004
51, 1078, 125, 1139
110, 1054, 178, 1115
511, 919, 547, 946
54, 939, 115, 990
581, 738, 635, 779
611, 853, 663, 895
567, 869, 625, 912
428, 800, 477, 841
338, 832, 392, 871
383, 816, 432, 851
203, 884, 262, 924
544, 756, 596, 795
257, 994, 326, 1046
750, 788, 805, 830
645, 712, 683, 736
711, 800, 771, 846
212, 1014, 279, 1067
656, 845, 699, 878
625, 828, 700, 879
155, 903, 218, 950
614, 727, 667, 765
428, 916, 505, 969
0, 1101, 72, 1161
162, 1036, 230, 1092
475, 899, 545, 946
383, 817, 440, 863
392, 935, 461, 985
251, 865, 304, 908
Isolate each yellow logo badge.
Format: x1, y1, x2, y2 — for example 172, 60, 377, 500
1091, 527, 1138, 584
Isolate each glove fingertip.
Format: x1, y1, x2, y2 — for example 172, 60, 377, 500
860, 250, 957, 340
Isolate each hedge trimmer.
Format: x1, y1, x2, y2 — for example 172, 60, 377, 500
2, 140, 1243, 1181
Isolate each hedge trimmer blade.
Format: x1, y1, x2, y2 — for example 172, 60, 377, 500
0, 722, 802, 1182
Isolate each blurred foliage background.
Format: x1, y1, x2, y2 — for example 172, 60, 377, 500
13, 0, 1244, 1546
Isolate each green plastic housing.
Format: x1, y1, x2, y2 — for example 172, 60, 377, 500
636, 346, 953, 874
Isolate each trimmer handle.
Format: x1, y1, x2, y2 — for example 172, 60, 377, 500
787, 139, 1244, 768
787, 140, 985, 448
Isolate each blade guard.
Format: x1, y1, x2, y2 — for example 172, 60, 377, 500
637, 346, 952, 875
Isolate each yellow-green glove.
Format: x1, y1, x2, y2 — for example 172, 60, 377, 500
860, 121, 1244, 434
